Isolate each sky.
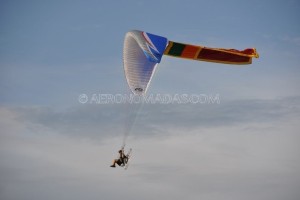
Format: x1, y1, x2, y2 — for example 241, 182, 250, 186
0, 0, 300, 199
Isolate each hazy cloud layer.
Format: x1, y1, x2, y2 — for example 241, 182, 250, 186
1, 97, 299, 200
9, 96, 300, 138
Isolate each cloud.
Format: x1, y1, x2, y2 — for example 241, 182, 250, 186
9, 96, 299, 138
1, 96, 300, 200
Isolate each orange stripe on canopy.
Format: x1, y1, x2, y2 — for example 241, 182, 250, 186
181, 45, 200, 59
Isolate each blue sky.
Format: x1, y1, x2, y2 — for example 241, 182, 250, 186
1, 0, 299, 105
1, 0, 300, 200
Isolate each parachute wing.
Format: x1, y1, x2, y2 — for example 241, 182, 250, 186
123, 30, 259, 95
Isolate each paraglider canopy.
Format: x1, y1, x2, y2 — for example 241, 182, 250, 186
123, 30, 259, 95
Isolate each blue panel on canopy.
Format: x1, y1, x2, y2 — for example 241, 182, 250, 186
142, 31, 168, 63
